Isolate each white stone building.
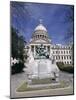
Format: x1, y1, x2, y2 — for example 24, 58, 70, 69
25, 21, 73, 65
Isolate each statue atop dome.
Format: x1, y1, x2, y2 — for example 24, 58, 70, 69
39, 19, 43, 24
34, 19, 47, 32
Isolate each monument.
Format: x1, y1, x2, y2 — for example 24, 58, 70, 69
24, 44, 59, 84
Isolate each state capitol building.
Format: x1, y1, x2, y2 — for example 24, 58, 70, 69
25, 20, 73, 65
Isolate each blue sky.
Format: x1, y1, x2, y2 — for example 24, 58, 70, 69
11, 2, 74, 45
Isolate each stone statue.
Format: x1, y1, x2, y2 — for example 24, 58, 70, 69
24, 45, 59, 82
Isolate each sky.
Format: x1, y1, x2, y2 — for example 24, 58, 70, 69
10, 2, 74, 45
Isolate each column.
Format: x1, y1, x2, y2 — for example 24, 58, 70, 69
34, 45, 35, 57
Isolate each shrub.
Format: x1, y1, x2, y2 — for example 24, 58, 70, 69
11, 61, 25, 74
56, 62, 74, 73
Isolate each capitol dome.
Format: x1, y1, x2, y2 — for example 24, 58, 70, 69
31, 19, 51, 43
34, 23, 47, 32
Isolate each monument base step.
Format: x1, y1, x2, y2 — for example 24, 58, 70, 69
28, 78, 58, 85
28, 82, 60, 88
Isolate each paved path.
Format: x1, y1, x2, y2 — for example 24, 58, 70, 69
10, 71, 74, 98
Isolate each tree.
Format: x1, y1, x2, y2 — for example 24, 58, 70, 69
18, 35, 26, 61
11, 27, 19, 58
11, 27, 27, 74
11, 27, 26, 61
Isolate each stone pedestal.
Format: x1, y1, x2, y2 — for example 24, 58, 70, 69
26, 59, 59, 83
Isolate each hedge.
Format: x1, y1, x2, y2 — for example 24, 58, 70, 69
11, 61, 25, 74
56, 62, 74, 73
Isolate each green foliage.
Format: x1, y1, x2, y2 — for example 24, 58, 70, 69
12, 61, 25, 74
11, 27, 26, 61
11, 27, 19, 58
56, 62, 74, 73
11, 27, 27, 74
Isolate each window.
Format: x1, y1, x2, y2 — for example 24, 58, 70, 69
58, 51, 60, 54
45, 36, 46, 38
62, 56, 63, 60
67, 56, 68, 59
66, 51, 68, 54
56, 56, 57, 60
70, 56, 71, 59
58, 56, 60, 59
40, 35, 42, 37
44, 46, 46, 49
69, 51, 71, 54
56, 51, 58, 54
64, 51, 65, 54
31, 45, 34, 52
42, 35, 44, 38
61, 51, 63, 54
64, 56, 66, 59
53, 51, 54, 54
67, 61, 69, 64
47, 46, 50, 52
37, 35, 39, 38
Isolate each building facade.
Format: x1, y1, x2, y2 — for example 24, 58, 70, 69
25, 21, 73, 65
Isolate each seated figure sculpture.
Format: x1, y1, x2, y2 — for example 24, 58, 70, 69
36, 44, 49, 59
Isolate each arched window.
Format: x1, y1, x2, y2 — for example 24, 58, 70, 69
70, 56, 71, 59
58, 56, 60, 60
64, 51, 65, 54
61, 51, 63, 54
62, 56, 63, 60
53, 51, 54, 54
67, 61, 69, 64
56, 51, 58, 54
67, 56, 68, 59
31, 45, 34, 52
40, 35, 41, 37
42, 35, 44, 38
56, 56, 57, 60
45, 36, 46, 38
64, 56, 66, 59
38, 35, 39, 38
66, 51, 68, 54
69, 51, 70, 54
47, 46, 50, 52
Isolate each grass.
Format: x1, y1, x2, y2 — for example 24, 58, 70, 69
32, 78, 55, 84
17, 80, 69, 92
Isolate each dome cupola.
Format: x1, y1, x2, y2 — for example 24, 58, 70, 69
32, 19, 48, 40
34, 23, 47, 32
